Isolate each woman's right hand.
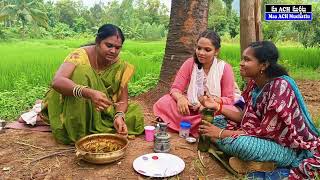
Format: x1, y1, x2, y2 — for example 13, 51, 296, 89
177, 96, 190, 115
199, 120, 222, 139
114, 116, 128, 136
86, 88, 113, 111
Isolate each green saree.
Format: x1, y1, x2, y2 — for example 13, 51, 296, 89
41, 49, 144, 144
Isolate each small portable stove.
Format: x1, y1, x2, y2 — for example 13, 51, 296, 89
154, 122, 170, 153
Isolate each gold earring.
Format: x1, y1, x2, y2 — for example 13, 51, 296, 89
260, 70, 263, 74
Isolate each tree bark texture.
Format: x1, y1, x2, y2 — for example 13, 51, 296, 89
254, 0, 263, 41
240, 0, 262, 54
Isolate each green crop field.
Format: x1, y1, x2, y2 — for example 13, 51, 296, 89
0, 39, 319, 120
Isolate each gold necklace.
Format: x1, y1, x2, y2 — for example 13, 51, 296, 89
93, 47, 103, 74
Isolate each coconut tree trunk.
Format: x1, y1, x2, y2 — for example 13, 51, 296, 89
254, 0, 263, 41
159, 0, 208, 85
240, 0, 262, 54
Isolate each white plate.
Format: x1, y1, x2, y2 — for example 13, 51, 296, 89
133, 153, 185, 177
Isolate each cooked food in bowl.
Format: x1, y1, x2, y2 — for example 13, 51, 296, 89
80, 138, 122, 153
75, 133, 128, 164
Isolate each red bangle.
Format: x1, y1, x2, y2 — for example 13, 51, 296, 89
214, 101, 223, 116
218, 101, 223, 114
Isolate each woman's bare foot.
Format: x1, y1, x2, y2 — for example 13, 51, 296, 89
229, 157, 276, 174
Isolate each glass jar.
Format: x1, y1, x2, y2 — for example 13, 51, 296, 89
197, 108, 214, 152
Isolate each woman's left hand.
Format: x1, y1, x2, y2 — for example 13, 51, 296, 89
199, 120, 222, 139
114, 116, 128, 136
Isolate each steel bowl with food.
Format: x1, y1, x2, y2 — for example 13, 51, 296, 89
75, 133, 128, 164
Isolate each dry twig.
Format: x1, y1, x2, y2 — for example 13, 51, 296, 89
78, 167, 95, 170
197, 150, 206, 168
30, 148, 75, 164
55, 156, 61, 168
193, 159, 205, 176
52, 147, 75, 151
15, 141, 45, 151
175, 145, 195, 152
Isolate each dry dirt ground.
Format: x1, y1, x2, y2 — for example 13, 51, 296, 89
0, 80, 319, 180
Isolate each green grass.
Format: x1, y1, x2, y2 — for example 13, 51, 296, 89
0, 41, 70, 90
220, 43, 320, 74
0, 39, 165, 120
279, 46, 320, 68
1, 39, 319, 91
0, 39, 164, 91
120, 40, 164, 82
0, 39, 319, 120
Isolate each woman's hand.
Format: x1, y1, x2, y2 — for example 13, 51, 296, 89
198, 104, 205, 112
199, 95, 219, 111
189, 103, 206, 113
177, 96, 190, 115
114, 116, 128, 136
212, 96, 222, 104
189, 103, 202, 111
86, 89, 113, 111
199, 120, 222, 139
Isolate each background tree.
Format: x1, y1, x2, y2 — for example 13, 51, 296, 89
208, 0, 239, 38
1, 0, 11, 27
88, 2, 106, 31
0, 0, 48, 37
55, 0, 79, 29
292, 2, 320, 48
240, 0, 262, 54
45, 1, 59, 29
159, 0, 209, 84
0, 0, 170, 40
0, 0, 319, 49
222, 0, 233, 16
261, 0, 303, 42
208, 0, 228, 35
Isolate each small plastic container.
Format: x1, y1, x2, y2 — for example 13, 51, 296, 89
179, 121, 191, 138
144, 125, 155, 142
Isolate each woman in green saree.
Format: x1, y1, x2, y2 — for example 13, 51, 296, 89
41, 24, 144, 144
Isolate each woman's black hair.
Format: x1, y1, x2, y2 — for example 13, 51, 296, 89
95, 24, 125, 44
194, 30, 221, 69
248, 41, 288, 78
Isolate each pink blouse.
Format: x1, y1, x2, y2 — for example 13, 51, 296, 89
170, 58, 236, 105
